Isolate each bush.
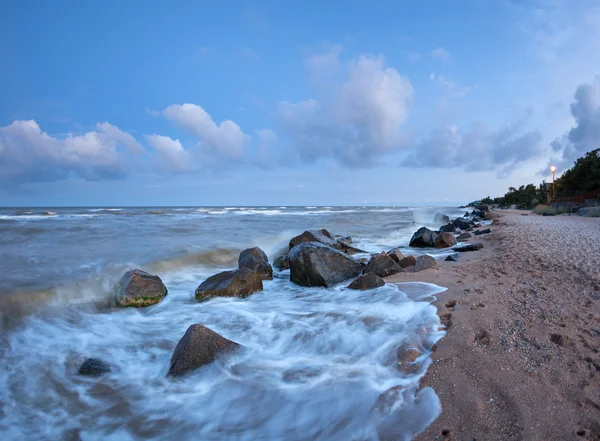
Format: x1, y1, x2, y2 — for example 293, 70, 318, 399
533, 205, 570, 215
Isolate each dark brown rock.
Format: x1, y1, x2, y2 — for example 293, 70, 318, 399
387, 248, 404, 263
398, 255, 417, 268
288, 242, 363, 287
413, 255, 439, 272
409, 227, 438, 248
238, 247, 273, 280
347, 273, 386, 290
363, 253, 403, 278
397, 345, 422, 374
473, 228, 491, 236
434, 232, 457, 248
273, 254, 289, 270
454, 243, 484, 252
195, 267, 263, 301
114, 269, 168, 308
439, 223, 456, 233
168, 324, 240, 377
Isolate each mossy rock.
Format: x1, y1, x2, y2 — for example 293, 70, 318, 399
114, 269, 168, 308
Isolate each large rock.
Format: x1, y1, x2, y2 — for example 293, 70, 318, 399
387, 248, 404, 264
195, 268, 263, 301
472, 209, 485, 218
363, 253, 403, 278
434, 232, 457, 248
288, 242, 363, 287
238, 247, 273, 280
453, 217, 473, 231
168, 324, 240, 377
414, 255, 439, 272
433, 213, 450, 225
289, 229, 365, 255
79, 358, 111, 376
114, 269, 168, 308
398, 255, 417, 268
347, 273, 386, 290
454, 243, 484, 252
439, 223, 456, 233
409, 227, 438, 248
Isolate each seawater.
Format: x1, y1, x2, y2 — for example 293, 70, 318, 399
0, 206, 464, 441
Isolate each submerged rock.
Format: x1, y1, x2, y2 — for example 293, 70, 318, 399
398, 255, 417, 268
454, 243, 484, 252
433, 213, 450, 225
273, 254, 290, 270
363, 253, 403, 278
434, 232, 457, 248
168, 324, 240, 377
288, 242, 363, 287
409, 227, 437, 248
114, 269, 168, 308
79, 358, 111, 376
238, 247, 273, 280
195, 268, 263, 301
347, 273, 386, 290
413, 255, 439, 272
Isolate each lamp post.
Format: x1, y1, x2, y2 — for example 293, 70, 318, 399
550, 165, 557, 202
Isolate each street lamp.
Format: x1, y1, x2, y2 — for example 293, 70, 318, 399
550, 165, 557, 201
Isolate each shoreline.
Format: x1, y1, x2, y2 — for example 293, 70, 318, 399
386, 211, 600, 440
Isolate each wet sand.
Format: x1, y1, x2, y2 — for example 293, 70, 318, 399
387, 211, 600, 441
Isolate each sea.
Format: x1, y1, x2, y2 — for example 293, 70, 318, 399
0, 205, 466, 441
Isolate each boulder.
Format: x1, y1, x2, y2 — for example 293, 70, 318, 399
363, 253, 403, 278
472, 209, 485, 218
336, 235, 353, 245
479, 204, 490, 212
433, 213, 450, 225
473, 228, 491, 236
454, 243, 484, 252
78, 358, 111, 376
114, 269, 168, 308
434, 232, 457, 248
457, 232, 472, 241
445, 254, 459, 262
409, 227, 437, 248
289, 242, 363, 287
238, 247, 273, 280
347, 273, 386, 290
398, 255, 417, 268
453, 217, 473, 231
439, 223, 456, 233
387, 248, 404, 264
273, 254, 289, 270
289, 229, 365, 255
413, 255, 439, 272
195, 268, 263, 301
168, 324, 240, 377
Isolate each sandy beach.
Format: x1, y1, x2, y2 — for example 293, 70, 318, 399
387, 211, 600, 440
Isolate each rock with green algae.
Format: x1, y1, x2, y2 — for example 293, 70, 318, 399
114, 269, 168, 308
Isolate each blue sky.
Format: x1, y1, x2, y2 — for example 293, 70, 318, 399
1, 0, 599, 206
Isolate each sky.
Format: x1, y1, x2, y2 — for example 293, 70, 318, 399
1, 0, 600, 206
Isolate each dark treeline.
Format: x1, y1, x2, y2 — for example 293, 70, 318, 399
476, 148, 600, 209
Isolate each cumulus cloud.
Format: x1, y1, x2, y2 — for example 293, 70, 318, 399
546, 77, 600, 171
0, 120, 141, 183
431, 47, 451, 60
278, 54, 413, 167
163, 103, 251, 162
404, 119, 543, 176
145, 134, 194, 173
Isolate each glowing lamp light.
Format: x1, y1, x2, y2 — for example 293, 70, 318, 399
550, 165, 557, 174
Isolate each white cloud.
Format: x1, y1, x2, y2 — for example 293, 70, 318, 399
163, 103, 251, 161
278, 53, 413, 167
0, 120, 136, 182
429, 73, 472, 102
407, 51, 422, 62
431, 47, 451, 60
145, 134, 194, 173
